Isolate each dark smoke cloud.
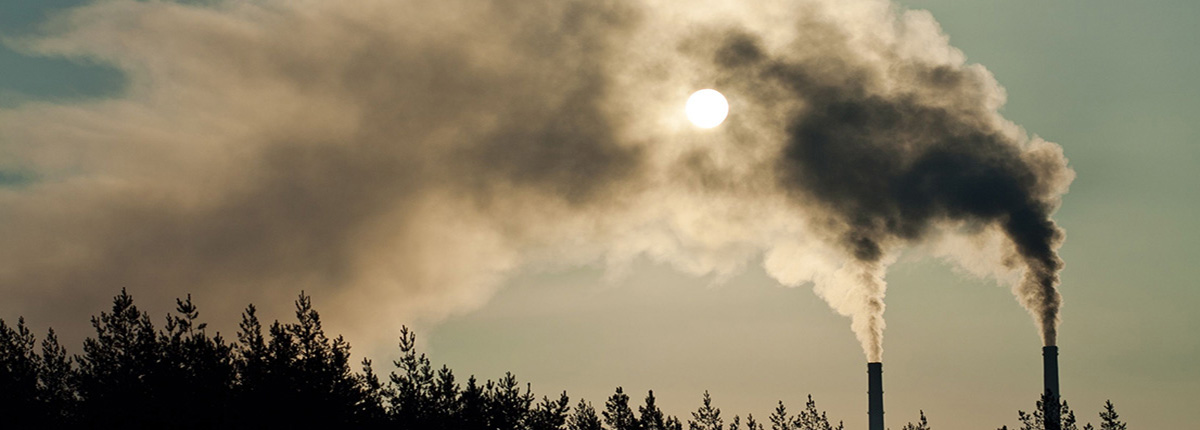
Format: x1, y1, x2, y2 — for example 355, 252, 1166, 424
0, 0, 1070, 357
708, 17, 1070, 350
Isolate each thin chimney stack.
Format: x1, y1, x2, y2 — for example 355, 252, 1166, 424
1043, 346, 1061, 430
868, 362, 884, 430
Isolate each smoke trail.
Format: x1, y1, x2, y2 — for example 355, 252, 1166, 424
707, 8, 1071, 349
0, 0, 1070, 354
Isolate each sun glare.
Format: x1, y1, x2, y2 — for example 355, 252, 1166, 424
685, 89, 729, 128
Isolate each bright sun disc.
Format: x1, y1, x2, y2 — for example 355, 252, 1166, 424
685, 89, 729, 128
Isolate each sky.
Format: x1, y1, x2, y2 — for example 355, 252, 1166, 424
2, 0, 1198, 428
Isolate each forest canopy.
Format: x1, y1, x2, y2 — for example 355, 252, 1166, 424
0, 290, 1124, 429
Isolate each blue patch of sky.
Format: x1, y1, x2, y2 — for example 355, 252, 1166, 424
0, 169, 36, 188
1, 0, 126, 107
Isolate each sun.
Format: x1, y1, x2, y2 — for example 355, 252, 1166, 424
685, 89, 729, 128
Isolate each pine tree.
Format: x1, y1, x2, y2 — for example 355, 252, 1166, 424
640, 390, 667, 430
746, 414, 764, 430
769, 401, 792, 430
38, 328, 75, 425
689, 391, 724, 430
794, 395, 842, 430
527, 392, 571, 430
460, 375, 490, 430
391, 325, 435, 427
358, 358, 389, 425
605, 386, 639, 430
75, 289, 161, 427
1060, 400, 1080, 430
0, 317, 41, 426
431, 365, 463, 429
1098, 401, 1125, 430
287, 291, 367, 425
156, 294, 237, 429
488, 372, 534, 429
666, 415, 686, 430
900, 410, 930, 430
568, 399, 604, 430
234, 292, 370, 426
233, 303, 277, 426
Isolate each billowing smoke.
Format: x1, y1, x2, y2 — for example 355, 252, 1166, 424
704, 13, 1072, 353
0, 0, 1070, 357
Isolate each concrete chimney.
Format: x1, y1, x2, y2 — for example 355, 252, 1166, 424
868, 362, 884, 430
1043, 346, 1061, 430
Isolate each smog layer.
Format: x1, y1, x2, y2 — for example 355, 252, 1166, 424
0, 0, 1072, 358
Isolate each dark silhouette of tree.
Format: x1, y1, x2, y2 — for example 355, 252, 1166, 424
233, 303, 273, 426
431, 365, 464, 429
0, 317, 42, 426
489, 372, 536, 429
666, 415, 686, 430
527, 392, 571, 430
156, 294, 236, 429
606, 386, 639, 430
747, 414, 763, 430
75, 288, 162, 427
38, 328, 76, 426
764, 397, 842, 430
900, 410, 930, 430
231, 292, 378, 427
769, 401, 792, 430
291, 292, 369, 424
689, 391, 724, 430
460, 375, 491, 430
794, 395, 843, 430
640, 390, 667, 430
358, 357, 389, 426
730, 414, 764, 430
1098, 400, 1125, 430
998, 394, 1126, 430
390, 325, 437, 427
569, 399, 605, 430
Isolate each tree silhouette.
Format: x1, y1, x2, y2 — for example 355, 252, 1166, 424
730, 414, 764, 430
900, 410, 930, 430
640, 390, 667, 430
794, 395, 843, 430
569, 399, 605, 430
38, 328, 76, 426
998, 394, 1125, 430
75, 289, 162, 427
769, 401, 791, 430
156, 294, 236, 429
0, 317, 43, 426
606, 386, 639, 430
485, 371, 535, 429
460, 375, 491, 430
390, 325, 437, 427
528, 392, 571, 430
689, 391, 724, 430
1098, 400, 1126, 430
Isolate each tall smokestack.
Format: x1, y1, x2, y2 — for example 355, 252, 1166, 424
868, 362, 884, 430
1043, 346, 1061, 430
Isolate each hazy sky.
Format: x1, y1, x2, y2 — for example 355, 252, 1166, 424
2, 1, 1197, 428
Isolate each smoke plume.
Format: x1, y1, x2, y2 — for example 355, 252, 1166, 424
0, 0, 1071, 357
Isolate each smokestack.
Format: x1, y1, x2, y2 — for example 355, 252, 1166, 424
868, 362, 884, 430
1043, 346, 1061, 430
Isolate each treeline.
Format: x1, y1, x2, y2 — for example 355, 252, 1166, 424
0, 290, 844, 429
0, 290, 1126, 429
997, 396, 1127, 430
